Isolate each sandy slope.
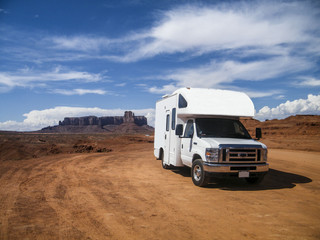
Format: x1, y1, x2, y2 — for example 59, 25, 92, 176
0, 137, 319, 240
241, 115, 320, 152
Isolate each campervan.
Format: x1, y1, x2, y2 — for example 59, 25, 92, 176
154, 88, 268, 187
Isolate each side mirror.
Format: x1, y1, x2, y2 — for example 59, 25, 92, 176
175, 124, 183, 136
255, 128, 262, 140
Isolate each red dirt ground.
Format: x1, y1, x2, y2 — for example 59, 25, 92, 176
0, 115, 320, 239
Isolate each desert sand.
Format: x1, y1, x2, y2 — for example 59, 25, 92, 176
0, 126, 320, 239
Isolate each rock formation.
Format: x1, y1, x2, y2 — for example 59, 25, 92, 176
59, 111, 148, 127
40, 111, 153, 134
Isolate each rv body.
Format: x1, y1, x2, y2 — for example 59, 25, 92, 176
154, 88, 268, 186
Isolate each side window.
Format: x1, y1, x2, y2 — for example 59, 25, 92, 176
171, 108, 176, 130
178, 94, 188, 108
184, 120, 194, 138
166, 114, 170, 131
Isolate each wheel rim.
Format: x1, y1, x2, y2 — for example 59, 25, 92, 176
193, 165, 202, 181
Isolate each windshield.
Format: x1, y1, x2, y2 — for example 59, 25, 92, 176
195, 118, 251, 139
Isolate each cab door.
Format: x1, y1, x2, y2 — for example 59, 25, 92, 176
180, 119, 194, 167
163, 110, 171, 166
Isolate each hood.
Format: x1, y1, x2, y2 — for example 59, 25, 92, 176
201, 138, 266, 148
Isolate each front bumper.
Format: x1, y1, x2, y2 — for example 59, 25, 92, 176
203, 162, 269, 173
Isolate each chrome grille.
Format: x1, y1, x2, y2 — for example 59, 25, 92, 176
222, 148, 261, 162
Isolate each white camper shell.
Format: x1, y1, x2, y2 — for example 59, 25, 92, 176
154, 88, 268, 187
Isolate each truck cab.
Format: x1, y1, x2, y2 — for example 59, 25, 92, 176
176, 117, 268, 186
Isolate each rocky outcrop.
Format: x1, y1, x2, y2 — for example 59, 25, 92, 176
58, 111, 148, 127
40, 111, 152, 134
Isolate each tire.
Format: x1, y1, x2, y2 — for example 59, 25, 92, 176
161, 158, 170, 169
159, 150, 169, 169
245, 175, 264, 184
191, 160, 208, 187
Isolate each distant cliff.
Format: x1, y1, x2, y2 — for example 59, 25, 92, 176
40, 111, 153, 134
59, 111, 147, 127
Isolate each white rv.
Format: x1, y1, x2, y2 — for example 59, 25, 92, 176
154, 88, 268, 187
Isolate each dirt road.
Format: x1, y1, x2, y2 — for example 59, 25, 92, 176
1, 139, 320, 240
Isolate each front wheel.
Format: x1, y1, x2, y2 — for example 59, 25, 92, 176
191, 160, 208, 187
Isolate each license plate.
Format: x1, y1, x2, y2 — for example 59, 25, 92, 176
239, 171, 249, 178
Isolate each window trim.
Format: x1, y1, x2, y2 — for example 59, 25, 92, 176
166, 114, 170, 132
171, 108, 176, 130
178, 94, 188, 108
183, 119, 194, 138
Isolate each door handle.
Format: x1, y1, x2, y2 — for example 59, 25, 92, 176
193, 142, 197, 145
182, 144, 183, 149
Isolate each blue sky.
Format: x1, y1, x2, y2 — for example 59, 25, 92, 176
0, 0, 319, 130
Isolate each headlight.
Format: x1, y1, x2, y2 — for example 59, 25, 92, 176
262, 148, 268, 161
205, 148, 219, 163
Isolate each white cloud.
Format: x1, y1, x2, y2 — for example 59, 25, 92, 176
255, 94, 320, 120
147, 84, 283, 99
244, 90, 283, 99
51, 36, 112, 52
171, 57, 308, 84
0, 67, 104, 91
115, 1, 320, 62
35, 1, 318, 64
0, 106, 155, 131
115, 83, 126, 87
148, 56, 310, 95
0, 67, 104, 92
274, 95, 286, 100
52, 88, 107, 95
148, 84, 178, 94
295, 77, 320, 87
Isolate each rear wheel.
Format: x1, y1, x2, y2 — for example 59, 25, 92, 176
160, 151, 170, 169
191, 160, 208, 187
162, 158, 170, 169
